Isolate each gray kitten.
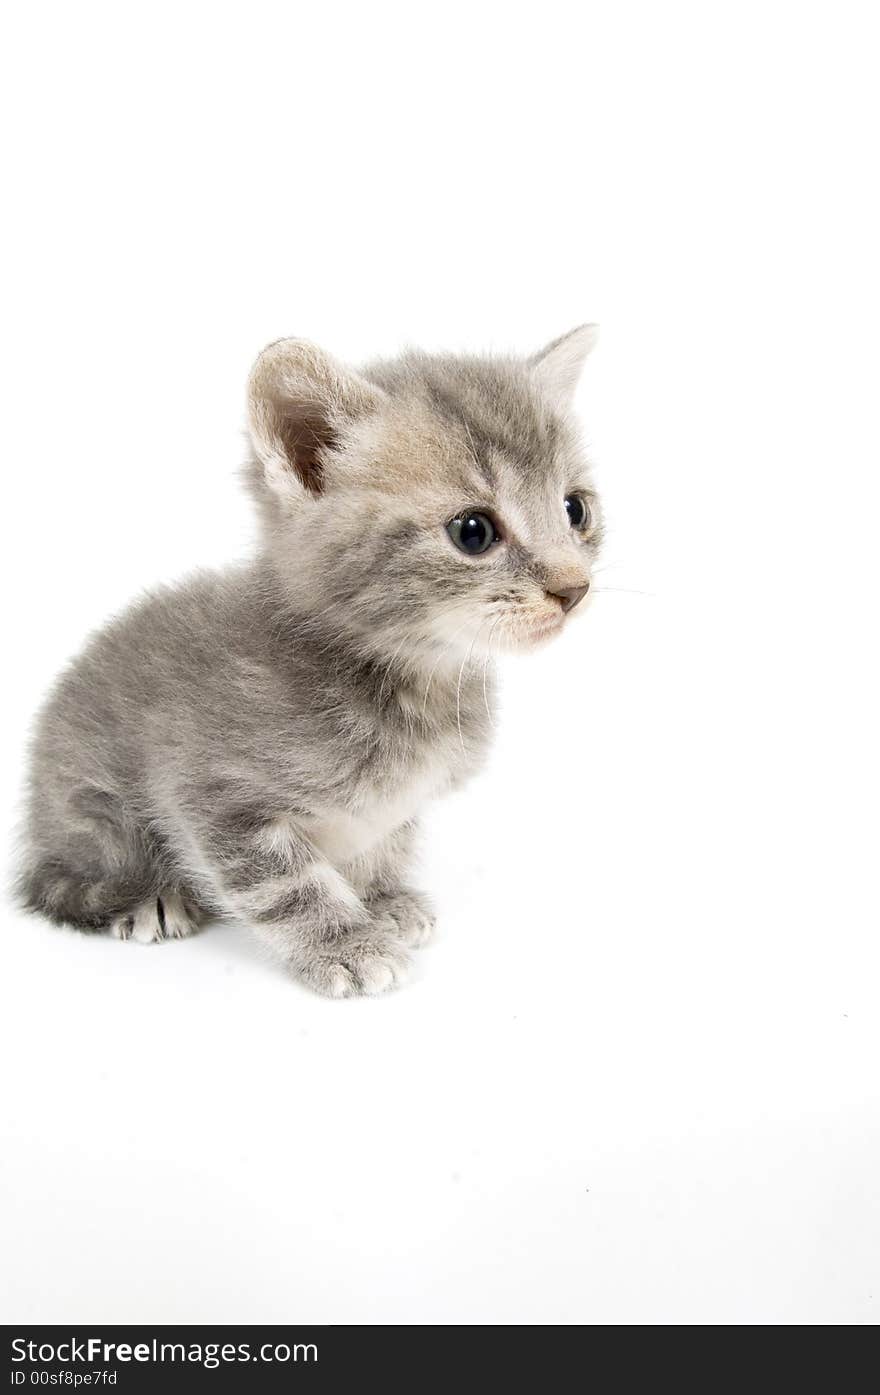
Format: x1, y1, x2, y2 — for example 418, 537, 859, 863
17, 327, 603, 996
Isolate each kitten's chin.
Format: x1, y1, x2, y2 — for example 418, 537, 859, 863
504, 613, 566, 652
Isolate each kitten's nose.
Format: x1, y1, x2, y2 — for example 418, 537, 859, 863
547, 581, 590, 613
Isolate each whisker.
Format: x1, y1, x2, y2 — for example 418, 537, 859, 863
376, 633, 410, 708
421, 615, 474, 722
456, 618, 488, 756
461, 419, 482, 476
592, 559, 629, 574
591, 585, 655, 597
482, 615, 502, 720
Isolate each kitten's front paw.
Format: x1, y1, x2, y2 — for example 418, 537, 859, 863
372, 890, 436, 948
110, 892, 200, 944
297, 922, 412, 999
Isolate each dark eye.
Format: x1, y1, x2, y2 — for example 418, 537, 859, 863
564, 493, 592, 531
446, 511, 499, 555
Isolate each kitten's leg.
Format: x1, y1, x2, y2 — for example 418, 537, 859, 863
350, 822, 436, 949
18, 787, 171, 932
194, 810, 411, 997
375, 890, 436, 947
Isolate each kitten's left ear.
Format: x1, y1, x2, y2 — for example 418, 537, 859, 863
248, 337, 386, 499
530, 324, 598, 410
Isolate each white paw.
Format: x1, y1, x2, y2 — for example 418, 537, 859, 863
110, 893, 199, 945
299, 924, 412, 998
326, 951, 409, 998
159, 892, 200, 939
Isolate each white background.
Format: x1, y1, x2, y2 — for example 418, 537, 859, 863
1, 2, 878, 1325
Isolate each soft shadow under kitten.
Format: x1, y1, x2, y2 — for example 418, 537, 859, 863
17, 327, 603, 996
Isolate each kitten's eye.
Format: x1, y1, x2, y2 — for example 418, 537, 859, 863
446, 511, 500, 555
564, 493, 592, 531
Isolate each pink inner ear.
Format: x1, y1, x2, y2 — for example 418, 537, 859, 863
276, 401, 335, 495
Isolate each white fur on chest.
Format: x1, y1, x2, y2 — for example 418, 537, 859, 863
303, 765, 446, 868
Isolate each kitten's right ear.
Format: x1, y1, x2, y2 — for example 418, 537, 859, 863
530, 324, 598, 411
247, 338, 385, 498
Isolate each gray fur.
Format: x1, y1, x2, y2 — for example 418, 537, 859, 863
16, 328, 602, 996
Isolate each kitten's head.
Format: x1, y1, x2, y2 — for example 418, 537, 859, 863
246, 328, 602, 667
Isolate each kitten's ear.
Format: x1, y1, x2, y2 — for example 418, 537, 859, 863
247, 338, 385, 497
529, 324, 598, 410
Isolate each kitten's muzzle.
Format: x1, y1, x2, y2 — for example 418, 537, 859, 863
546, 581, 590, 613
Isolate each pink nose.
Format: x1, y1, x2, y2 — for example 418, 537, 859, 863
546, 582, 590, 613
